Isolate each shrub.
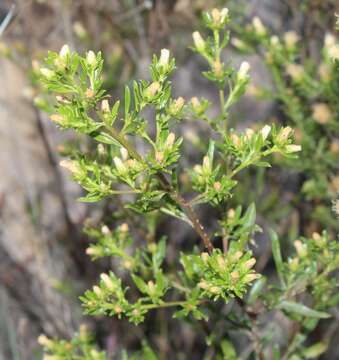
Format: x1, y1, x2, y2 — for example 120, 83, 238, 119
36, 8, 338, 360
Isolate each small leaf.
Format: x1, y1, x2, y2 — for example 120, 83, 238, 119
131, 275, 148, 294
124, 85, 131, 117
269, 229, 285, 286
247, 277, 266, 304
94, 132, 120, 146
302, 342, 328, 359
278, 301, 331, 319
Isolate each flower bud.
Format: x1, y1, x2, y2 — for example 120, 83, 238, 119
244, 258, 256, 269
238, 61, 250, 80
230, 251, 243, 262
155, 151, 164, 163
284, 31, 299, 48
252, 17, 266, 36
86, 247, 100, 256
50, 114, 64, 124
202, 156, 211, 172
286, 63, 304, 81
227, 208, 235, 219
312, 103, 332, 124
191, 97, 201, 113
261, 125, 271, 140
165, 132, 176, 147
201, 252, 209, 263
170, 97, 185, 115
159, 48, 170, 67
59, 44, 70, 59
294, 240, 307, 257
277, 126, 292, 143
289, 257, 299, 271
209, 286, 220, 294
38, 334, 53, 348
40, 67, 55, 79
147, 280, 156, 295
120, 147, 129, 160
114, 305, 123, 314
243, 273, 259, 283
270, 36, 280, 47
217, 255, 225, 269
192, 32, 205, 52
101, 99, 110, 113
86, 50, 96, 66
85, 88, 95, 98
101, 225, 110, 235
230, 133, 241, 148
59, 160, 82, 176
93, 285, 102, 297
120, 223, 129, 233
231, 38, 247, 51
198, 280, 209, 289
145, 81, 161, 99
245, 128, 255, 140
324, 33, 336, 48
193, 164, 203, 174
213, 181, 222, 191
230, 271, 239, 281
123, 259, 133, 270
100, 273, 114, 290
285, 144, 301, 153
213, 59, 222, 76
113, 157, 127, 174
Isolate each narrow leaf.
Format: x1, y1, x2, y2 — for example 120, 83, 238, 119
278, 301, 331, 319
269, 229, 285, 286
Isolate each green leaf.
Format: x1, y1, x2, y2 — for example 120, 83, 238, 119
141, 342, 158, 360
220, 340, 237, 359
94, 132, 120, 146
247, 277, 266, 304
124, 85, 131, 117
302, 342, 328, 359
278, 301, 331, 319
269, 229, 285, 286
131, 275, 148, 294
241, 203, 256, 232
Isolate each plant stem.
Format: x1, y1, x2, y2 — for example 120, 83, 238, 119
103, 125, 214, 253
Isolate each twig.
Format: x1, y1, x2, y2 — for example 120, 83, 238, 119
104, 125, 214, 253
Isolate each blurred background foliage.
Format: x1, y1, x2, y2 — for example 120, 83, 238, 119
0, 0, 338, 359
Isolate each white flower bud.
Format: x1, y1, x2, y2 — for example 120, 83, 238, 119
325, 33, 336, 48
59, 44, 70, 59
159, 48, 170, 67
86, 50, 96, 66
285, 144, 301, 153
113, 157, 127, 174
270, 35, 280, 47
59, 160, 82, 176
252, 17, 266, 36
93, 285, 102, 296
100, 273, 114, 290
101, 99, 110, 113
238, 61, 250, 80
261, 125, 271, 140
284, 31, 299, 48
101, 225, 110, 235
286, 63, 304, 81
40, 67, 55, 79
312, 103, 332, 124
120, 147, 129, 160
192, 31, 205, 51
165, 132, 176, 147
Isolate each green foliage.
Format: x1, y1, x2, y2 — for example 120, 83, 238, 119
35, 7, 338, 360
